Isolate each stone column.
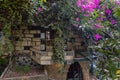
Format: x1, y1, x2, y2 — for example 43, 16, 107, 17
80, 62, 91, 80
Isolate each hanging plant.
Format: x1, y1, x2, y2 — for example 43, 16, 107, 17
52, 31, 65, 64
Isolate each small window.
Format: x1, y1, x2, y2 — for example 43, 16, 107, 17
41, 33, 45, 39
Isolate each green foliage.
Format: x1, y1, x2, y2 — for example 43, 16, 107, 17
95, 55, 117, 79
15, 65, 30, 73
0, 36, 14, 55
114, 7, 120, 18
114, 7, 120, 23
52, 35, 65, 64
0, 58, 8, 66
0, 0, 44, 55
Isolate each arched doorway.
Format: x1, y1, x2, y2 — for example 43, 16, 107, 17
67, 62, 83, 80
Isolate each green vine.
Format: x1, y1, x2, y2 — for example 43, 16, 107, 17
52, 34, 65, 64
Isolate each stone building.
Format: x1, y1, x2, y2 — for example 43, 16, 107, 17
11, 25, 91, 80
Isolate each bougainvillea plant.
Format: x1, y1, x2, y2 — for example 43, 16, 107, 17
74, 0, 120, 79
0, 0, 120, 79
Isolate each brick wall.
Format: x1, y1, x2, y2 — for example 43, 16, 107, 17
13, 26, 87, 55
13, 26, 47, 54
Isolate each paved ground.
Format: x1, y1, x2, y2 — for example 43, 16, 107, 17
1, 75, 47, 80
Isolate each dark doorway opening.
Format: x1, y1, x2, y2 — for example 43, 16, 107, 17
67, 62, 83, 80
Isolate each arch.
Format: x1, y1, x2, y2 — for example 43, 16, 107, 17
67, 62, 83, 80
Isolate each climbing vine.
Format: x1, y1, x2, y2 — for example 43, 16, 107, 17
52, 34, 65, 64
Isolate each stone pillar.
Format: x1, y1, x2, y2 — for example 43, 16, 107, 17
80, 62, 91, 80
45, 64, 70, 80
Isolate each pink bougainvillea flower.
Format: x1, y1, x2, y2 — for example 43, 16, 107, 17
89, 2, 96, 8
94, 33, 102, 40
105, 9, 111, 15
75, 17, 80, 21
81, 5, 86, 11
84, 14, 90, 16
88, 8, 94, 13
76, 0, 81, 7
110, 20, 116, 24
37, 7, 43, 12
93, 0, 99, 5
76, 0, 100, 13
85, 4, 93, 12
114, 0, 120, 5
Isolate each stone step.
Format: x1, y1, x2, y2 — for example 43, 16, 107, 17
41, 56, 52, 60
40, 60, 53, 65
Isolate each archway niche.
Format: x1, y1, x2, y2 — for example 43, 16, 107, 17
67, 62, 83, 80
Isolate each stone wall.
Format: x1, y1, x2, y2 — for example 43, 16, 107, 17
45, 64, 69, 80
13, 26, 54, 55
80, 62, 91, 80
13, 26, 87, 56
12, 26, 43, 66
13, 26, 42, 54
45, 62, 91, 80
12, 26, 91, 80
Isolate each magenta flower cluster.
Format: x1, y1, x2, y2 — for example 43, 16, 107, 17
94, 33, 102, 40
35, 7, 43, 14
76, 0, 99, 13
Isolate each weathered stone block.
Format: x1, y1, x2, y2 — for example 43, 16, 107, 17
23, 38, 31, 41
27, 41, 31, 46
25, 34, 33, 38
22, 41, 29, 46
41, 56, 52, 60
30, 30, 37, 34
37, 30, 41, 33
32, 38, 40, 42
34, 47, 40, 50
46, 46, 53, 51
40, 60, 52, 65
22, 50, 30, 53
48, 52, 53, 56
15, 47, 24, 50
35, 42, 41, 46
32, 42, 36, 46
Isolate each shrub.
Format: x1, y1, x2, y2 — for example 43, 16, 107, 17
0, 58, 8, 66
15, 65, 30, 73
